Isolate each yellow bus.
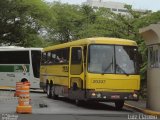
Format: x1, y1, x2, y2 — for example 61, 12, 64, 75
40, 37, 140, 109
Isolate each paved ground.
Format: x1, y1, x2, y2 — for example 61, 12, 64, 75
0, 90, 158, 120
126, 100, 147, 109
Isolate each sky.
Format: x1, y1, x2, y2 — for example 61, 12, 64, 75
45, 0, 160, 12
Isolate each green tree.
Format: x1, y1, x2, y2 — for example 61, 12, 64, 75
48, 2, 83, 43
0, 0, 52, 47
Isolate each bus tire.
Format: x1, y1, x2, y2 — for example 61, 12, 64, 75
52, 85, 58, 100
115, 100, 124, 110
75, 99, 84, 106
52, 93, 58, 100
47, 83, 52, 98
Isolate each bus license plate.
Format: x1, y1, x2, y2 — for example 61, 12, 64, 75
111, 95, 120, 99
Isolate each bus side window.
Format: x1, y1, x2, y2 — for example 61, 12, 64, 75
54, 50, 61, 63
42, 52, 47, 64
47, 52, 51, 64
71, 47, 82, 64
51, 48, 69, 64
61, 48, 69, 63
51, 52, 56, 64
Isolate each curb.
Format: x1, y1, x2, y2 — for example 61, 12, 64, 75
0, 88, 44, 93
124, 103, 160, 117
30, 90, 44, 93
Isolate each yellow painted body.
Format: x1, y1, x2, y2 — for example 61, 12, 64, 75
40, 37, 140, 93
86, 73, 140, 92
40, 65, 69, 86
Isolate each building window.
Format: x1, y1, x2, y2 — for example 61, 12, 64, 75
93, 6, 98, 9
106, 8, 111, 11
148, 45, 160, 68
118, 9, 128, 12
112, 8, 117, 11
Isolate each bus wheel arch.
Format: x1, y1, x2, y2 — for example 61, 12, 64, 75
73, 82, 78, 91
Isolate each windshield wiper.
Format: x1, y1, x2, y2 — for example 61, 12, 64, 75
116, 64, 129, 76
102, 62, 113, 75
102, 57, 114, 75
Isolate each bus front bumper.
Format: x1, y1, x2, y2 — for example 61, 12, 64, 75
85, 90, 139, 101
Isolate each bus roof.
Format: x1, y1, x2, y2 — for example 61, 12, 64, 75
0, 46, 24, 49
0, 46, 42, 51
43, 37, 137, 52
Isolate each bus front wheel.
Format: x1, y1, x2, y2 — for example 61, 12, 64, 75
115, 100, 124, 110
75, 99, 84, 106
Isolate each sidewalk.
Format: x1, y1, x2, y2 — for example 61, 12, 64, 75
124, 100, 160, 117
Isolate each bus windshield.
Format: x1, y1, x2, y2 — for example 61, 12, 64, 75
88, 44, 139, 75
31, 50, 41, 78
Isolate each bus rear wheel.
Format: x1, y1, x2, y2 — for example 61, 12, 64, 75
115, 100, 124, 110
51, 85, 58, 100
47, 84, 52, 98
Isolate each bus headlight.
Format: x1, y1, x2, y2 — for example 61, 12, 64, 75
91, 92, 96, 97
133, 93, 138, 98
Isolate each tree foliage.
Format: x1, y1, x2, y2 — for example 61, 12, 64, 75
1, 1, 160, 93
0, 0, 52, 47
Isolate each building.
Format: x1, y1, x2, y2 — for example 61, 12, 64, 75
139, 23, 160, 112
83, 0, 147, 15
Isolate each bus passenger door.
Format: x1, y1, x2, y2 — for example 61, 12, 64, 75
69, 46, 85, 99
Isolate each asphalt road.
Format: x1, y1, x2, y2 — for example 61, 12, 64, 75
0, 90, 150, 120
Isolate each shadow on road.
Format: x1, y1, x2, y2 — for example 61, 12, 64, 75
54, 97, 133, 112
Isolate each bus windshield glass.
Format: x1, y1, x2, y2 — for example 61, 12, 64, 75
88, 45, 139, 75
31, 50, 41, 78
